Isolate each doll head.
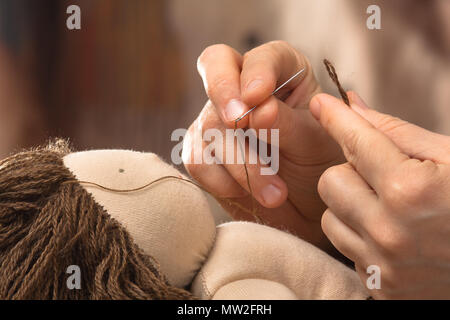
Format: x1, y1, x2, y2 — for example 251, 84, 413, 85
0, 141, 200, 299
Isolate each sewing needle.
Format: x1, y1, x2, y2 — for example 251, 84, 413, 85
234, 68, 306, 123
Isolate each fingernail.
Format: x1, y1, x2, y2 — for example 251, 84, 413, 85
261, 184, 282, 206
246, 79, 264, 92
349, 93, 369, 116
224, 99, 246, 122
309, 97, 322, 120
350, 92, 369, 110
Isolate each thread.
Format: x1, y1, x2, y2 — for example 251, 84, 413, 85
323, 59, 350, 106
234, 121, 259, 220
75, 175, 257, 216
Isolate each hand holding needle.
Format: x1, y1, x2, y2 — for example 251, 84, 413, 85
232, 68, 306, 217
234, 68, 306, 124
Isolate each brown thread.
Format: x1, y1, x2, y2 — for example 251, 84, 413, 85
70, 126, 260, 219
74, 175, 257, 216
323, 59, 350, 106
0, 141, 194, 300
323, 61, 374, 300
234, 121, 259, 220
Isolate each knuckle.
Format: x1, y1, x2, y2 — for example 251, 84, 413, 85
320, 209, 332, 234
269, 40, 293, 61
381, 176, 410, 207
340, 129, 363, 163
208, 76, 233, 98
405, 179, 434, 205
268, 40, 306, 66
267, 40, 291, 50
198, 101, 222, 131
198, 44, 230, 65
373, 115, 409, 135
369, 223, 411, 256
382, 164, 437, 208
243, 44, 278, 66
201, 117, 216, 133
318, 165, 341, 196
242, 49, 254, 61
246, 40, 292, 60
200, 111, 217, 132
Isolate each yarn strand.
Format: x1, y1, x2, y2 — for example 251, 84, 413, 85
323, 59, 350, 106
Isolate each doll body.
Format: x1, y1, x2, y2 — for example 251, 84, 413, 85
64, 149, 368, 299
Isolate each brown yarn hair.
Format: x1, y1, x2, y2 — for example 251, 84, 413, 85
0, 140, 194, 300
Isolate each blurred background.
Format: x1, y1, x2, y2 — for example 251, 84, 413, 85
0, 0, 449, 164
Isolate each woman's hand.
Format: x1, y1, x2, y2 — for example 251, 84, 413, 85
311, 92, 450, 299
183, 41, 343, 250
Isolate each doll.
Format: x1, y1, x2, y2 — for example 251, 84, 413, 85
0, 140, 368, 299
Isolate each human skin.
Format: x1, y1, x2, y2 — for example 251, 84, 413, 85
183, 41, 345, 251
184, 41, 450, 299
312, 92, 450, 299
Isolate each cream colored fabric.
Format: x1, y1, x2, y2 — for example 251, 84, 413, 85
213, 279, 297, 300
193, 222, 368, 300
63, 150, 216, 288
64, 150, 368, 299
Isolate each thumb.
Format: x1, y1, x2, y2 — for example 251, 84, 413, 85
249, 95, 340, 161
348, 91, 450, 163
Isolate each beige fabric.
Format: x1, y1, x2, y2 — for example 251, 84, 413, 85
213, 279, 297, 300
64, 150, 367, 299
63, 150, 216, 288
192, 222, 368, 300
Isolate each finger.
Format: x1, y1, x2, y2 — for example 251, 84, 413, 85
318, 163, 379, 233
321, 209, 367, 263
249, 96, 337, 157
183, 119, 247, 199
186, 159, 247, 199
241, 41, 318, 109
310, 93, 410, 192
197, 44, 249, 127
195, 101, 288, 208
348, 91, 450, 164
220, 133, 288, 208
